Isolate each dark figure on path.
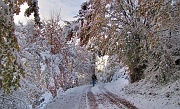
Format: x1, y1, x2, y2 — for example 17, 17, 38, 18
92, 74, 97, 87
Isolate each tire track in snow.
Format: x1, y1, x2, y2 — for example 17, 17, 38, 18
78, 86, 89, 109
99, 85, 138, 109
78, 86, 98, 109
98, 85, 126, 109
87, 86, 98, 109
95, 92, 124, 109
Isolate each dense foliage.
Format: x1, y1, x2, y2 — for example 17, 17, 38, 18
75, 0, 180, 83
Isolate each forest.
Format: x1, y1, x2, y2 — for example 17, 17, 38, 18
0, 0, 179, 109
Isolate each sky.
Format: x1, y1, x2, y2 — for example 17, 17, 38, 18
14, 0, 87, 25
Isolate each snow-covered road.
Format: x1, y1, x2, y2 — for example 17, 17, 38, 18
78, 85, 137, 109
44, 78, 137, 109
43, 78, 180, 109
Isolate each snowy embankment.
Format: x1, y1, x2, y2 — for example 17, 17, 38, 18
43, 86, 89, 109
105, 78, 180, 109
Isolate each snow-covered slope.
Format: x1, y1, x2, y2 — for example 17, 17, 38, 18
105, 79, 180, 109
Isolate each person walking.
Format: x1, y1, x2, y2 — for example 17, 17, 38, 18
92, 74, 97, 87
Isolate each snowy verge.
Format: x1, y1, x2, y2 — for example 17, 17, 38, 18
105, 78, 180, 109
44, 85, 89, 109
33, 91, 53, 109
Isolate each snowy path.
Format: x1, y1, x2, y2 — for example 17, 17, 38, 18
44, 78, 180, 109
45, 83, 137, 109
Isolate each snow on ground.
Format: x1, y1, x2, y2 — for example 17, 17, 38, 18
105, 78, 180, 109
35, 91, 53, 109
44, 85, 89, 109
42, 76, 179, 109
91, 85, 121, 109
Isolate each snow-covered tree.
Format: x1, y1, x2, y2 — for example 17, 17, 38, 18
61, 20, 95, 88
75, 0, 180, 84
0, 0, 40, 93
